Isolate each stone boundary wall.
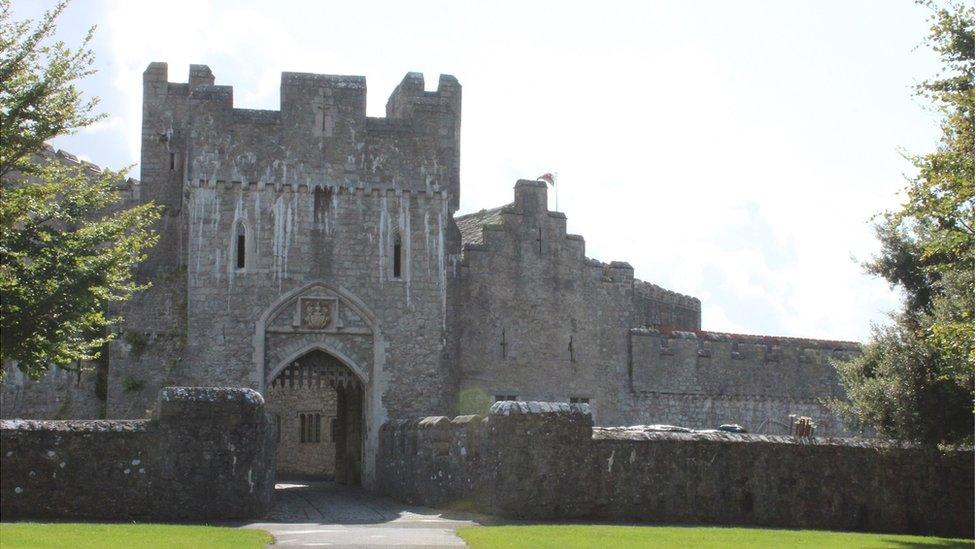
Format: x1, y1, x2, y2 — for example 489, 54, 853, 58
1, 387, 276, 520
377, 401, 973, 537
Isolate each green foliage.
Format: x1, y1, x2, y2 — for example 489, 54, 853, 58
121, 375, 146, 393
0, 0, 160, 380
124, 331, 148, 358
831, 1, 974, 446
0, 1, 99, 178
456, 385, 493, 415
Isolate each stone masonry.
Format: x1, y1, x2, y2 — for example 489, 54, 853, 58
1, 387, 276, 520
265, 379, 338, 478
2, 64, 867, 488
378, 402, 974, 538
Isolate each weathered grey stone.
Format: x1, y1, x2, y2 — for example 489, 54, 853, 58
2, 63, 866, 492
0, 387, 276, 520
377, 403, 974, 538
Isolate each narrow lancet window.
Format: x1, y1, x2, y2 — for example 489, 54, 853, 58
392, 231, 403, 279
235, 222, 246, 270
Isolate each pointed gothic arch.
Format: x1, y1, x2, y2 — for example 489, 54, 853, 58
254, 280, 379, 393
264, 342, 369, 388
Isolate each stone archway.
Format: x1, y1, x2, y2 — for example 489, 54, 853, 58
254, 281, 386, 489
265, 349, 365, 484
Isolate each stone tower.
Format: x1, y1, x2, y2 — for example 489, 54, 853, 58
108, 63, 463, 486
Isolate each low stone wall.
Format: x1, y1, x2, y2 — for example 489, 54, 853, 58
1, 387, 276, 520
379, 414, 487, 508
378, 401, 974, 538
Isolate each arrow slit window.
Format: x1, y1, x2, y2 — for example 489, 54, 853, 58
235, 222, 247, 270
392, 230, 403, 279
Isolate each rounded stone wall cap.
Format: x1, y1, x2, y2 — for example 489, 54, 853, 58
0, 419, 150, 433
450, 414, 484, 425
418, 416, 451, 427
488, 401, 591, 416
158, 386, 265, 406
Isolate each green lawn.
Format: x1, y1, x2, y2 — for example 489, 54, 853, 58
0, 522, 273, 549
457, 525, 974, 549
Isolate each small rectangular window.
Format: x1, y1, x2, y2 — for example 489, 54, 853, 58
299, 411, 324, 444
275, 414, 281, 444
570, 397, 590, 404
169, 153, 175, 170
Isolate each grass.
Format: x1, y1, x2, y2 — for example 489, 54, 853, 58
0, 522, 273, 549
456, 525, 974, 549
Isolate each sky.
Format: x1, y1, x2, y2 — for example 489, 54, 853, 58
14, 0, 945, 342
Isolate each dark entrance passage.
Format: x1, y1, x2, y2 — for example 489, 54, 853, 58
334, 382, 363, 485
266, 350, 364, 485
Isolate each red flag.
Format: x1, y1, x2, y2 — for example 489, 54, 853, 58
537, 173, 555, 186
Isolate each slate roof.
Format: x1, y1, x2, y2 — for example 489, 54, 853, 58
454, 204, 510, 246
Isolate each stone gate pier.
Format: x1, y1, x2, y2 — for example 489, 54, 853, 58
1, 387, 276, 520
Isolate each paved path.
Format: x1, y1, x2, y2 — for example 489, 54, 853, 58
244, 481, 483, 548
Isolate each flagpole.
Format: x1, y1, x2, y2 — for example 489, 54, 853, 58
554, 171, 559, 212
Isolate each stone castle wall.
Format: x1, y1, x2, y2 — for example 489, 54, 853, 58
3, 65, 868, 496
456, 181, 638, 423
454, 180, 850, 434
0, 387, 276, 520
2, 363, 102, 421
378, 402, 974, 537
632, 280, 701, 330
626, 328, 860, 435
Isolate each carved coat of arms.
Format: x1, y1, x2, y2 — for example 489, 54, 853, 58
302, 300, 332, 329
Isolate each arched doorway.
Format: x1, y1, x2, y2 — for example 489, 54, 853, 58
265, 349, 365, 485
255, 281, 382, 488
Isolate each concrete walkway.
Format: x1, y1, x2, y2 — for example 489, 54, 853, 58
244, 481, 483, 548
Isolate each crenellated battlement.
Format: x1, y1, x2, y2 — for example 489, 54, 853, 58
141, 62, 462, 212
185, 177, 452, 203
631, 325, 858, 350
629, 326, 858, 401
634, 280, 700, 312
144, 63, 457, 127
30, 145, 141, 203
459, 180, 616, 269
385, 72, 461, 118
457, 179, 701, 333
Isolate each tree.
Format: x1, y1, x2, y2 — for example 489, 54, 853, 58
830, 1, 974, 446
0, 0, 160, 380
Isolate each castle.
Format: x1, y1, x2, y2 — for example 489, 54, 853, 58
0, 64, 860, 488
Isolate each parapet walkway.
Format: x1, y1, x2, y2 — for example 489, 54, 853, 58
244, 481, 481, 548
